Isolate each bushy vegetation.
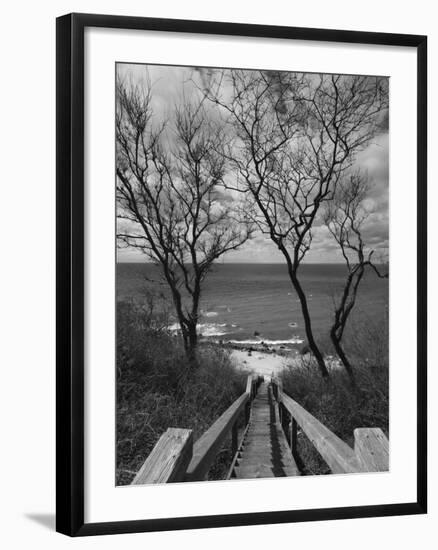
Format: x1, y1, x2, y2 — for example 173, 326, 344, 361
281, 317, 389, 475
116, 300, 247, 485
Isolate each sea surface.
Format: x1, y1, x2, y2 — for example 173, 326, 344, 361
117, 262, 388, 347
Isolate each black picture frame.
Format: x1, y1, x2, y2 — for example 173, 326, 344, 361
56, 12, 427, 537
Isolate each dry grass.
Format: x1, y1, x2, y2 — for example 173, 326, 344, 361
280, 316, 389, 475
116, 301, 247, 485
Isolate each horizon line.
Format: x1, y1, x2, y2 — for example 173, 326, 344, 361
116, 260, 389, 265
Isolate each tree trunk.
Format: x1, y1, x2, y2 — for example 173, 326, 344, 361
290, 269, 329, 378
168, 287, 199, 363
329, 267, 364, 384
181, 326, 190, 355
180, 320, 198, 363
187, 322, 198, 361
331, 329, 355, 385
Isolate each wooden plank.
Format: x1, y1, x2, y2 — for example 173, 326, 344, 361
271, 379, 278, 400
185, 392, 249, 481
280, 393, 362, 474
245, 374, 253, 395
235, 381, 300, 478
231, 422, 238, 457
273, 378, 283, 400
245, 401, 251, 425
234, 465, 275, 478
132, 428, 193, 485
239, 461, 276, 470
242, 447, 291, 457
246, 426, 271, 434
238, 453, 298, 467
238, 453, 274, 462
226, 421, 251, 479
354, 428, 389, 472
235, 462, 298, 478
290, 418, 298, 459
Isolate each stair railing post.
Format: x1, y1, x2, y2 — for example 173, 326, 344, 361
245, 400, 251, 426
290, 418, 298, 459
245, 375, 253, 400
282, 406, 288, 434
277, 379, 283, 400
231, 421, 238, 458
272, 379, 277, 400
354, 428, 389, 472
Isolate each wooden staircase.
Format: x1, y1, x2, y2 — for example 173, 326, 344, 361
230, 382, 299, 479
131, 375, 389, 485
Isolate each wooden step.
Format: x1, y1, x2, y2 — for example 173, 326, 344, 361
230, 381, 300, 479
241, 442, 292, 456
234, 461, 299, 478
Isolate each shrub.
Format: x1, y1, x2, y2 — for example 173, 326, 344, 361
280, 316, 389, 476
116, 300, 247, 485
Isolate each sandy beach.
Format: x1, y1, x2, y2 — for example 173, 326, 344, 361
230, 348, 343, 378
230, 349, 293, 378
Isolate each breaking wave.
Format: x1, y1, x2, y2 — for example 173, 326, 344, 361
167, 322, 238, 337
227, 337, 304, 346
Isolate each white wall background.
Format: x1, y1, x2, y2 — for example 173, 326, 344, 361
0, 1, 435, 548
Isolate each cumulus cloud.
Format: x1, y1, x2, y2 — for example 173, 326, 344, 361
116, 64, 389, 264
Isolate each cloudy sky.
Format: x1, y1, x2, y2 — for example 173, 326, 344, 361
116, 63, 389, 264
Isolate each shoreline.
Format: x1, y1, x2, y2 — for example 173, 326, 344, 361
200, 339, 300, 377
229, 348, 293, 377
201, 340, 343, 377
205, 338, 302, 356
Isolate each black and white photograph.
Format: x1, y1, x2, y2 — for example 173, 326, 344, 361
116, 63, 390, 485
0, 2, 431, 546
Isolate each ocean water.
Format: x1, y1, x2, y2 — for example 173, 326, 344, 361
117, 262, 388, 346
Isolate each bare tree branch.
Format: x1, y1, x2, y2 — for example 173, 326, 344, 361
324, 171, 388, 381
201, 69, 388, 377
116, 77, 253, 359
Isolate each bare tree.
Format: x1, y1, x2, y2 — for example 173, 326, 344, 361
324, 172, 388, 381
203, 70, 388, 378
116, 78, 252, 360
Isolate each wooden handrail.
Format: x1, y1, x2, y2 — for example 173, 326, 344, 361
185, 374, 258, 481
271, 378, 362, 473
272, 377, 389, 474
279, 391, 362, 473
133, 374, 388, 483
185, 392, 250, 481
132, 375, 262, 484
131, 428, 193, 484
